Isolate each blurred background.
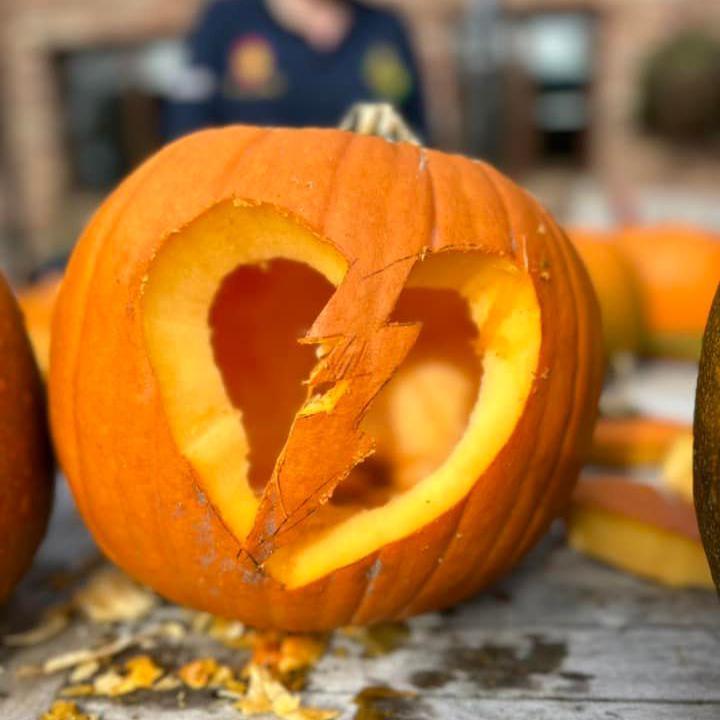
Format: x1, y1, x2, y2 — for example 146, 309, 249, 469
0, 0, 719, 281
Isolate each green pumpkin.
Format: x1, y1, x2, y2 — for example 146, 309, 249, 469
694, 284, 720, 593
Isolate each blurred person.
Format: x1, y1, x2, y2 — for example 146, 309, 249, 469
165, 0, 427, 139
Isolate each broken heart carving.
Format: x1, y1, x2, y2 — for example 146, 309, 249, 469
50, 123, 602, 629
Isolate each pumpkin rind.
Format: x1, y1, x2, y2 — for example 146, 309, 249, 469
569, 475, 712, 589
0, 273, 53, 602
694, 284, 720, 592
50, 126, 602, 629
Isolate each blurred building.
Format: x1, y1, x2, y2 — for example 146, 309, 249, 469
500, 0, 720, 226
0, 0, 719, 275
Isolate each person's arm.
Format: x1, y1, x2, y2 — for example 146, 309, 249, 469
164, 3, 225, 140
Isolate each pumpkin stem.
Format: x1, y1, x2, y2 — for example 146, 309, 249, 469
339, 102, 421, 145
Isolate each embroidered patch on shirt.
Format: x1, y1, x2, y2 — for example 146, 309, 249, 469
363, 43, 413, 103
225, 34, 286, 99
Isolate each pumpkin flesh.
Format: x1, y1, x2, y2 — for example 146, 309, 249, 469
144, 200, 541, 589
569, 502, 712, 589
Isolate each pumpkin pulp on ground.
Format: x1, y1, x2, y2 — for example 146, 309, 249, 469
143, 201, 541, 588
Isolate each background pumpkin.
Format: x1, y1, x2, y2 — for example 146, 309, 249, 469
572, 229, 644, 357
570, 224, 720, 359
0, 273, 53, 602
16, 272, 63, 379
50, 124, 602, 631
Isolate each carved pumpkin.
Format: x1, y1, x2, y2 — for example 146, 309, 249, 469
571, 224, 720, 359
0, 273, 53, 602
50, 123, 602, 630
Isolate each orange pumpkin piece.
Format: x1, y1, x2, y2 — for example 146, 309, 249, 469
589, 416, 689, 467
16, 272, 63, 378
570, 224, 720, 359
50, 124, 602, 630
569, 474, 713, 589
0, 272, 53, 602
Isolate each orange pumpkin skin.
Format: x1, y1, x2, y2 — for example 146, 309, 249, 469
572, 230, 644, 356
0, 274, 53, 602
50, 126, 602, 630
570, 224, 720, 359
16, 273, 63, 378
618, 224, 720, 357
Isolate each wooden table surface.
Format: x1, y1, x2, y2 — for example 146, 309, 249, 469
1, 481, 719, 720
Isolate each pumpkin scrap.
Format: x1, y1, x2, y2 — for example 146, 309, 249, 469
178, 657, 237, 690
203, 615, 247, 648
568, 474, 713, 588
235, 664, 338, 720
50, 122, 602, 629
91, 655, 164, 696
4, 566, 156, 652
243, 631, 327, 691
276, 636, 327, 676
69, 661, 101, 683
3, 606, 71, 647
58, 655, 164, 698
56, 644, 332, 719
30, 601, 343, 720
41, 700, 97, 720
73, 567, 157, 623
19, 624, 170, 676
153, 674, 183, 691
570, 359, 711, 589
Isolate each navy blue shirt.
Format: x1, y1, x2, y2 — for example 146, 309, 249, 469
166, 0, 427, 140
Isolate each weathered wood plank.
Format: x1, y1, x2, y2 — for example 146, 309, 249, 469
8, 484, 719, 633
1, 481, 719, 719
6, 688, 720, 720
309, 626, 720, 701
301, 696, 720, 720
